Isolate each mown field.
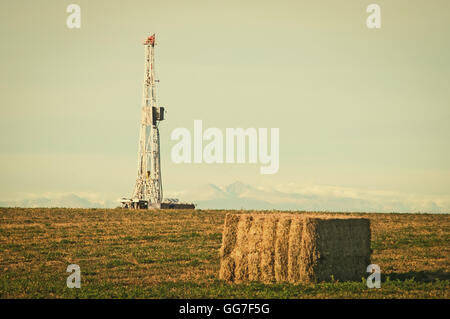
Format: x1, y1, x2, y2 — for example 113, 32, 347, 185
0, 208, 449, 298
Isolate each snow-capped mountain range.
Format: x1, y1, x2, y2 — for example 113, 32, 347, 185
1, 181, 448, 213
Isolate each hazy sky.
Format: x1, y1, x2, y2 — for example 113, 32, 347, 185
1, 1, 449, 211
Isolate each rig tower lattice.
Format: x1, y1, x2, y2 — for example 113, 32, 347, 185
132, 34, 164, 208
120, 35, 195, 210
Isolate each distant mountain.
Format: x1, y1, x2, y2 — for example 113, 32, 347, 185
196, 197, 277, 210
1, 181, 448, 213
188, 181, 449, 213
194, 182, 296, 210
0, 193, 116, 209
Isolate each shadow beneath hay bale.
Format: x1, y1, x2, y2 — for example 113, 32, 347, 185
383, 270, 450, 282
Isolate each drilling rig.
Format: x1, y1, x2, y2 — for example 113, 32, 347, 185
120, 34, 195, 210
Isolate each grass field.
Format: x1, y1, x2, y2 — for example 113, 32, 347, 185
0, 208, 449, 298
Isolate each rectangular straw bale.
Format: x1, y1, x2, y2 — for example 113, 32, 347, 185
219, 213, 371, 284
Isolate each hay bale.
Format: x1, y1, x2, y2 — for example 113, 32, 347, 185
219, 213, 371, 283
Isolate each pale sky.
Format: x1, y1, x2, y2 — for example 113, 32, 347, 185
0, 1, 449, 211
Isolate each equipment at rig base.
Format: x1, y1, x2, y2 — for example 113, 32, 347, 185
120, 34, 195, 210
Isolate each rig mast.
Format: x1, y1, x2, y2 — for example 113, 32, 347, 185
132, 34, 164, 208
120, 35, 195, 210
